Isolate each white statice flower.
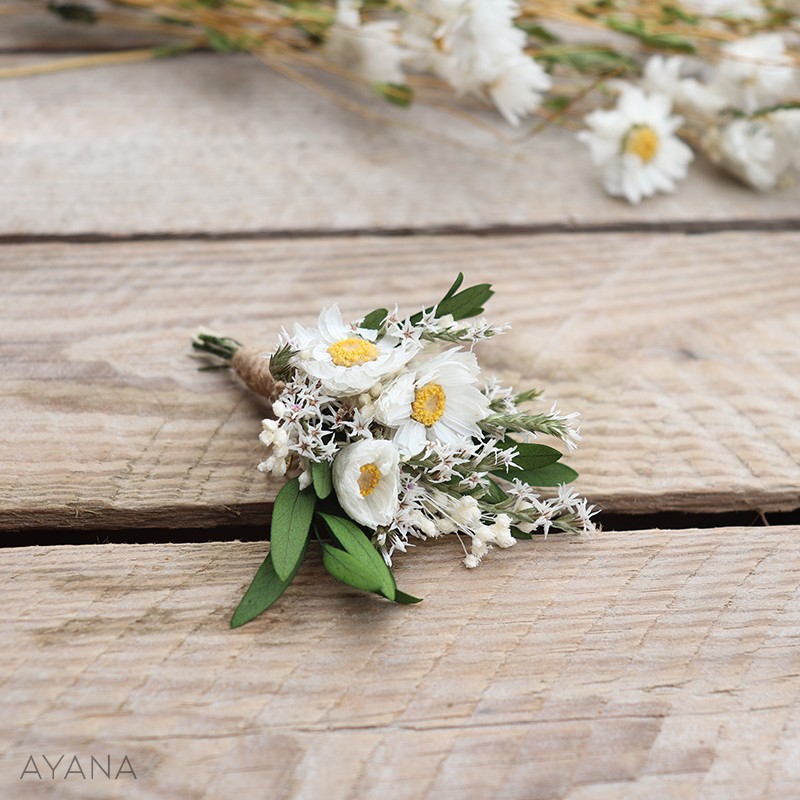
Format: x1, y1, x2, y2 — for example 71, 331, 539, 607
332, 439, 401, 528
703, 115, 796, 190
324, 0, 406, 85
375, 348, 490, 456
399, 0, 551, 125
293, 304, 420, 397
713, 34, 796, 114
578, 87, 694, 204
640, 55, 727, 118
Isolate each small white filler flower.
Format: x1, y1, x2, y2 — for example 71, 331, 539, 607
332, 439, 401, 528
578, 87, 694, 205
375, 348, 490, 456
293, 305, 420, 397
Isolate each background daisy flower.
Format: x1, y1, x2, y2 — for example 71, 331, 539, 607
578, 87, 694, 205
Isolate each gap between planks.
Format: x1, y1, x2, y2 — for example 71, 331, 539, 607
3, 509, 800, 548
2, 217, 800, 245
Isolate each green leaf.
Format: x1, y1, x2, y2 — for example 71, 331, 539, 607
440, 273, 465, 303
539, 47, 637, 76
511, 527, 533, 540
270, 478, 317, 580
437, 284, 494, 321
311, 461, 333, 500
660, 4, 700, 24
514, 463, 579, 487
494, 441, 563, 475
517, 21, 562, 43
320, 513, 395, 600
483, 479, 509, 504
322, 545, 383, 593
47, 1, 97, 23
394, 590, 424, 604
542, 94, 572, 113
361, 308, 388, 331
205, 28, 249, 52
409, 276, 493, 325
606, 18, 696, 53
372, 83, 414, 107
230, 543, 307, 628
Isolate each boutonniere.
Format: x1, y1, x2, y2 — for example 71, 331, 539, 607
193, 275, 596, 627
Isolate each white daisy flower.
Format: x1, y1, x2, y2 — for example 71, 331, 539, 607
293, 305, 420, 397
713, 34, 796, 114
332, 439, 401, 528
375, 348, 490, 457
578, 87, 694, 205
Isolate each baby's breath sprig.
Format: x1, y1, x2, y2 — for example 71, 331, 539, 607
192, 274, 596, 626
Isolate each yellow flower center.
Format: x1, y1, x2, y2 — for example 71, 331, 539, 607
625, 125, 659, 163
358, 463, 382, 497
410, 382, 447, 427
327, 337, 380, 368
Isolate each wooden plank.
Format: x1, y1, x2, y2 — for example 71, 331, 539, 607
2, 232, 799, 531
1, 53, 798, 237
2, 527, 799, 798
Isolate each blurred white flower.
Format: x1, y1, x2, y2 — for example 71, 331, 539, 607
332, 439, 401, 528
704, 114, 796, 190
713, 34, 796, 113
578, 87, 693, 204
400, 0, 550, 125
325, 0, 406, 85
640, 55, 726, 118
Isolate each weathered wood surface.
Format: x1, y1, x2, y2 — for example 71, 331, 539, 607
3, 232, 799, 531
2, 527, 799, 798
1, 53, 799, 238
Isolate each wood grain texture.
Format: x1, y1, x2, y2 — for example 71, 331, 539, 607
2, 232, 799, 531
2, 527, 800, 798
1, 53, 799, 237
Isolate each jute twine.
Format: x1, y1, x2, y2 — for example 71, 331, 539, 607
231, 346, 284, 402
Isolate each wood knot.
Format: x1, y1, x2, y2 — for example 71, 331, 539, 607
231, 346, 284, 402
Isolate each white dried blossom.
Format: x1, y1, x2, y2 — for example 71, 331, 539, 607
640, 55, 727, 118
293, 304, 421, 397
324, 0, 406, 85
399, 0, 551, 125
332, 439, 401, 527
375, 348, 490, 456
703, 115, 795, 190
713, 34, 796, 114
579, 87, 694, 205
